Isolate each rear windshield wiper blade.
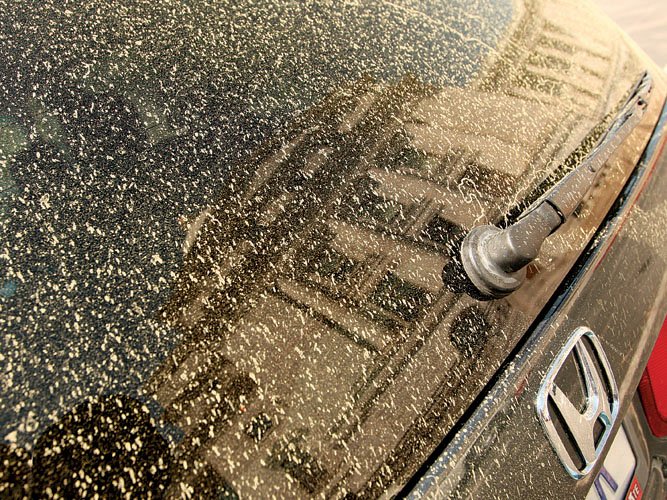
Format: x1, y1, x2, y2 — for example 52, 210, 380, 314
449, 71, 652, 300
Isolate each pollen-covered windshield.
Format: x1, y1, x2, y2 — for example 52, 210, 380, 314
0, 0, 646, 497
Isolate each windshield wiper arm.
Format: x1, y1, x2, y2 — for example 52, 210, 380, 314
452, 71, 652, 300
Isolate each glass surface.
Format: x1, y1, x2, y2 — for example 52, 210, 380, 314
0, 0, 647, 496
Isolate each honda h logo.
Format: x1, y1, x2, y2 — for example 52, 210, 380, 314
536, 327, 619, 479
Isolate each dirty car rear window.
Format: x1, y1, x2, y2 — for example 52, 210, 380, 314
0, 0, 644, 497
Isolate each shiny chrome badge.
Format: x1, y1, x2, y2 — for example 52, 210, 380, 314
536, 327, 619, 479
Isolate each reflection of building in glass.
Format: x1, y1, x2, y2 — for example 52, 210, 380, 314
145, 74, 508, 497
478, 0, 629, 183
145, 1, 627, 496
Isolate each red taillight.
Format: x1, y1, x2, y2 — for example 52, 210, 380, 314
638, 314, 667, 437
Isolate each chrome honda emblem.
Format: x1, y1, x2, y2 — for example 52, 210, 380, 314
536, 327, 619, 479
